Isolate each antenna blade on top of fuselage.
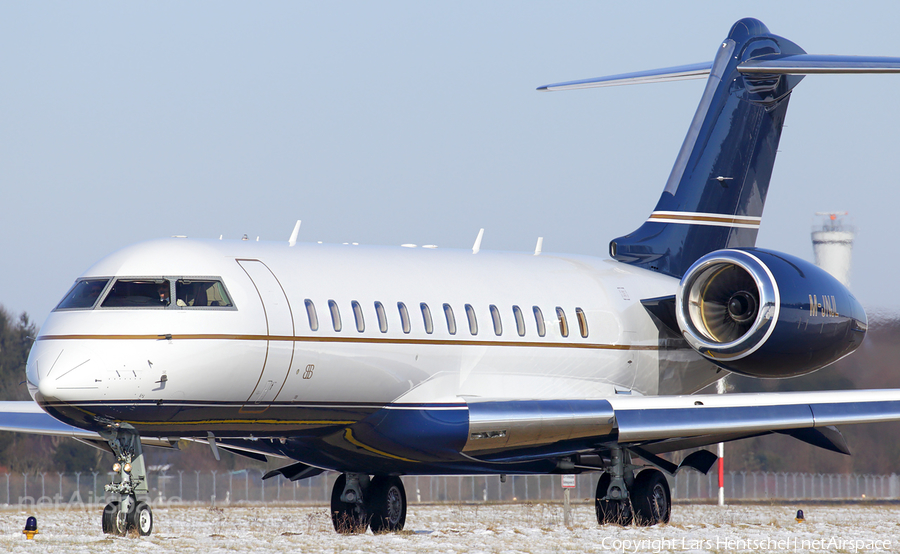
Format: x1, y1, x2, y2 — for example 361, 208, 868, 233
738, 54, 900, 74
537, 61, 712, 91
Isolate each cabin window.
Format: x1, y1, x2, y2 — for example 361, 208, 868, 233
512, 305, 526, 337
352, 300, 365, 332
465, 304, 478, 335
576, 307, 589, 338
489, 304, 502, 336
375, 301, 388, 333
55, 279, 110, 310
305, 299, 318, 331
329, 300, 342, 332
533, 306, 546, 337
174, 279, 234, 308
101, 279, 171, 308
421, 303, 434, 334
398, 302, 411, 334
443, 304, 456, 335
556, 307, 569, 338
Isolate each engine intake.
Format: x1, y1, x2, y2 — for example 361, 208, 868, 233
676, 248, 866, 378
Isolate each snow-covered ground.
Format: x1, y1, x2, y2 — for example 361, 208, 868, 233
0, 503, 897, 553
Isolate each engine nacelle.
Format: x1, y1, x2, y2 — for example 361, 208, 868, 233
676, 248, 867, 378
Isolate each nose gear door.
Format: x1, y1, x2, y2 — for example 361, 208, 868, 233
237, 259, 295, 412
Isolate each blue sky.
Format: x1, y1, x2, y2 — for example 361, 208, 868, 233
3, 2, 900, 324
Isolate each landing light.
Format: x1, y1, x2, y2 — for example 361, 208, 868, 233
112, 463, 121, 472
124, 463, 132, 474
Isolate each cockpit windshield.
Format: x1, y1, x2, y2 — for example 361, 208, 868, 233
56, 277, 234, 310
102, 279, 171, 308
175, 280, 233, 307
55, 279, 110, 310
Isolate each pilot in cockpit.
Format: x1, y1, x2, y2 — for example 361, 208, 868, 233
158, 285, 171, 306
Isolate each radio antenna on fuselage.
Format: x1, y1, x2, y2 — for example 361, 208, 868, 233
288, 220, 302, 247
472, 228, 485, 254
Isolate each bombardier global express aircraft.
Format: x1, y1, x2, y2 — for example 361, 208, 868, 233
5, 18, 900, 536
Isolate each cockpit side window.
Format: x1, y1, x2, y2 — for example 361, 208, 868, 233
174, 279, 234, 308
55, 279, 110, 310
101, 279, 171, 308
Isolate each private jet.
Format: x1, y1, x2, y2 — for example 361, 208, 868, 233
5, 18, 900, 536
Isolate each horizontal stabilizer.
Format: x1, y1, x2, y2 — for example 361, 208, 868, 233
738, 54, 900, 74
537, 54, 900, 93
537, 62, 712, 91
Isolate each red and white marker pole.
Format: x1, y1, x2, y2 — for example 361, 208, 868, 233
717, 378, 725, 506
717, 441, 725, 506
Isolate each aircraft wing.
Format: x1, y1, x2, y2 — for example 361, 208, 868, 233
463, 389, 900, 462
5, 389, 900, 466
607, 389, 900, 456
0, 401, 100, 439
0, 401, 183, 450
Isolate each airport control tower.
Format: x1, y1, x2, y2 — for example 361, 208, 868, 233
811, 212, 855, 288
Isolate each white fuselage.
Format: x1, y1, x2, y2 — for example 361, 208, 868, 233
27, 237, 719, 442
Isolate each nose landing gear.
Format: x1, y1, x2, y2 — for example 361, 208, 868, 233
101, 425, 153, 537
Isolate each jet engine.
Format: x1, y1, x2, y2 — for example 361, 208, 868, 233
676, 248, 867, 378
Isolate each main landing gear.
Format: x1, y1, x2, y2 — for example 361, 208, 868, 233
594, 447, 670, 527
100, 426, 154, 537
330, 473, 407, 534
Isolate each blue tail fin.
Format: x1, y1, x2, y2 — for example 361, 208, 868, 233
540, 18, 900, 278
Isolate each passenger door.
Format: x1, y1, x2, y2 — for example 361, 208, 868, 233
236, 259, 295, 412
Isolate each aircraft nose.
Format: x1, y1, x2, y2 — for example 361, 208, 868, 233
26, 341, 94, 406
25, 342, 50, 402
36, 373, 58, 403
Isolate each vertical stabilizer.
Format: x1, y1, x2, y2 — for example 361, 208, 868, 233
609, 19, 804, 277
539, 19, 900, 278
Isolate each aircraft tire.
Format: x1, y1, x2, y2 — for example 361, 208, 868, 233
128, 500, 154, 536
631, 469, 670, 526
330, 474, 369, 534
594, 472, 633, 525
102, 500, 127, 536
368, 476, 407, 533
